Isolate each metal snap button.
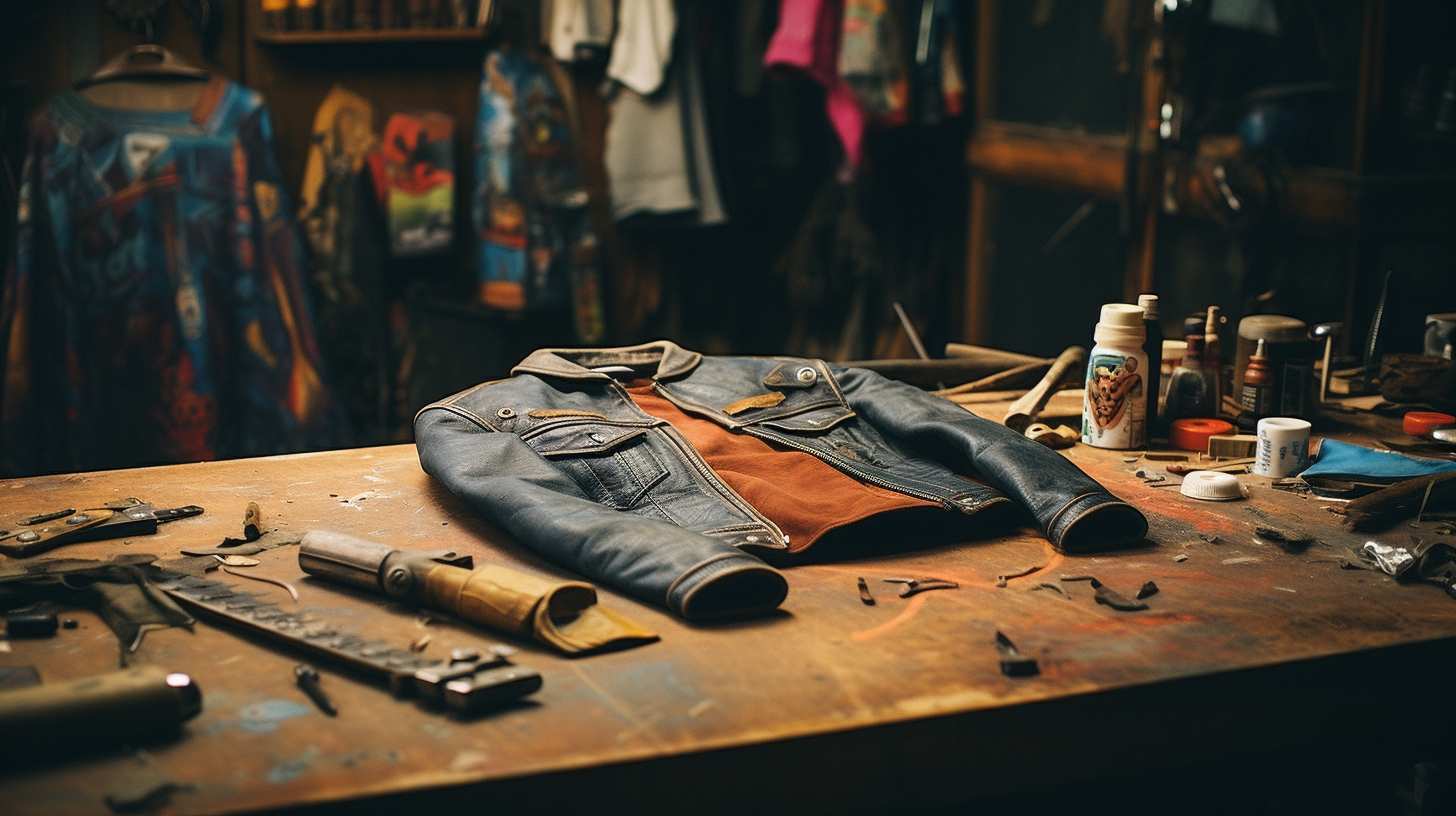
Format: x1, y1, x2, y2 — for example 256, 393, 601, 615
744, 535, 761, 544
496, 407, 515, 420
17, 531, 40, 543
796, 366, 817, 384
589, 432, 606, 443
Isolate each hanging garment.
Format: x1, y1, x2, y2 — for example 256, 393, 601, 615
473, 47, 604, 341
605, 0, 677, 96
839, 0, 909, 123
765, 0, 868, 170
298, 85, 377, 305
369, 111, 455, 257
541, 0, 614, 64
1, 78, 344, 475
604, 1, 726, 225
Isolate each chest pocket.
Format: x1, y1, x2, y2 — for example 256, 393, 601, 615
522, 423, 668, 510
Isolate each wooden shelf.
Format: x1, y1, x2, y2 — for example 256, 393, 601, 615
256, 28, 484, 45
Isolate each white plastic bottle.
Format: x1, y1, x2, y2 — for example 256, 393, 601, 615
1082, 303, 1149, 449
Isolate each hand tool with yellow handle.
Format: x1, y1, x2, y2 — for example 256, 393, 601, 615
298, 530, 658, 655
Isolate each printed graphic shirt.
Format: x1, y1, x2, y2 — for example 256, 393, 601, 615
1, 78, 344, 474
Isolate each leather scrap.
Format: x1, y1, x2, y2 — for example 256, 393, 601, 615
422, 563, 657, 655
995, 564, 1044, 588
857, 577, 875, 605
1136, 580, 1160, 600
1255, 526, 1317, 553
995, 630, 1039, 677
1092, 578, 1148, 612
527, 408, 608, 420
723, 391, 786, 416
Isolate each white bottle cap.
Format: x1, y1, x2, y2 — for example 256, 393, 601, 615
1137, 294, 1159, 320
1094, 303, 1147, 346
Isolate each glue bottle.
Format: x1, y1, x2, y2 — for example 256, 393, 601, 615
1082, 303, 1148, 449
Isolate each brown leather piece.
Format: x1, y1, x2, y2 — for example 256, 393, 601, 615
626, 384, 938, 552
422, 563, 658, 654
723, 391, 786, 415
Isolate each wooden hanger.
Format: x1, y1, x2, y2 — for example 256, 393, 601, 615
75, 44, 209, 89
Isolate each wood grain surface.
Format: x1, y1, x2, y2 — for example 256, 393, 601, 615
3, 397, 1455, 814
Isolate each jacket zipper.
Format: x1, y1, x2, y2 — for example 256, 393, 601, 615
616, 382, 789, 547
652, 381, 963, 509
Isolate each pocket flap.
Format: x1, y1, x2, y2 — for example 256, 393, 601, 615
757, 405, 856, 433
523, 424, 648, 457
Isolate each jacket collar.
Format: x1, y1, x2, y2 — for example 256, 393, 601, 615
511, 340, 704, 382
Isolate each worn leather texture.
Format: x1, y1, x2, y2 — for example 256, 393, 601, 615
414, 341, 1148, 620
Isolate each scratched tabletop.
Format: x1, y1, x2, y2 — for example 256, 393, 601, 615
3, 390, 1455, 814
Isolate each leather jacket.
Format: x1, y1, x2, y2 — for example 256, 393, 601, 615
415, 341, 1147, 620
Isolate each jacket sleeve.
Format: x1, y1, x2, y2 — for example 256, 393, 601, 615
834, 367, 1147, 552
414, 408, 788, 620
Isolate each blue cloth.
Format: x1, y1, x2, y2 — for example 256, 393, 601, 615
1302, 439, 1456, 483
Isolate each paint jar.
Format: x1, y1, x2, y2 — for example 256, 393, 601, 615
1254, 417, 1311, 478
1082, 303, 1148, 450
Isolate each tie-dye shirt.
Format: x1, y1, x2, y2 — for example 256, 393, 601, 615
1, 78, 344, 475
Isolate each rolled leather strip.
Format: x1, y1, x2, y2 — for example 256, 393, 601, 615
422, 563, 658, 654
298, 529, 658, 655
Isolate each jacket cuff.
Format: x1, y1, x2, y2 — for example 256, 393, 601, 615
666, 552, 789, 621
1046, 492, 1148, 553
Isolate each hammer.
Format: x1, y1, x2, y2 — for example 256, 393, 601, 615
1004, 346, 1087, 433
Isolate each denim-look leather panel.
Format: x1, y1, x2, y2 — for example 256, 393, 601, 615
828, 365, 1148, 551
415, 341, 1147, 619
414, 408, 787, 620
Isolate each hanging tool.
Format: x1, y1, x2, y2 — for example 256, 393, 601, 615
298, 530, 657, 655
1004, 346, 1088, 433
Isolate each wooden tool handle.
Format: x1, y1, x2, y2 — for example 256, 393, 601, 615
1004, 346, 1087, 432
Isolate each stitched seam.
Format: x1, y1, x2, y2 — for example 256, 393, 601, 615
1055, 499, 1134, 543
1047, 492, 1102, 539
416, 403, 498, 432
576, 460, 619, 509
677, 563, 784, 619
665, 552, 752, 603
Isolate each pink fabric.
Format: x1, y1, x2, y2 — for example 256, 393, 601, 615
764, 0, 865, 169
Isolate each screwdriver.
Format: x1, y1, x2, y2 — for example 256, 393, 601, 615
294, 664, 337, 716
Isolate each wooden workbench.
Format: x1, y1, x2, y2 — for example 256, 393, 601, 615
3, 392, 1454, 814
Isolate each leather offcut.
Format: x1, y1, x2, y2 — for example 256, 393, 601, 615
723, 392, 786, 415
422, 563, 658, 654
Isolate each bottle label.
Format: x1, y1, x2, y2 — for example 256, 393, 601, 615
1082, 350, 1146, 448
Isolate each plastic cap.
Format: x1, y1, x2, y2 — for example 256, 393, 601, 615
1137, 294, 1160, 319
1100, 303, 1144, 327
1170, 418, 1235, 452
1404, 411, 1456, 437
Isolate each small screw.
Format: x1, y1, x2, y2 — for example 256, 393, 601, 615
294, 664, 337, 716
384, 567, 413, 592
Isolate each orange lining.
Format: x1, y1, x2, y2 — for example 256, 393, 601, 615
625, 382, 938, 552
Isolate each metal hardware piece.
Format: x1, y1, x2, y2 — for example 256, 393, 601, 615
294, 664, 337, 716
22, 508, 75, 526
153, 575, 541, 716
